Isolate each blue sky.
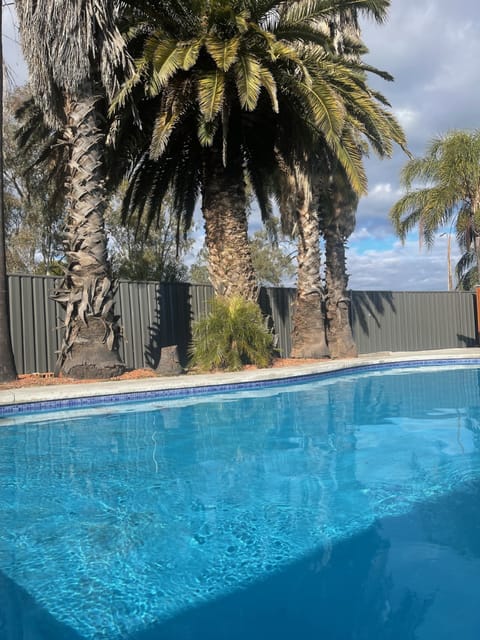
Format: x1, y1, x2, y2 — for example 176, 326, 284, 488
3, 1, 480, 290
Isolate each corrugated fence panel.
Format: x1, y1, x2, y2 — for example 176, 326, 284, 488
8, 275, 61, 375
6, 276, 479, 374
9, 275, 24, 373
351, 291, 477, 354
190, 284, 214, 321
117, 280, 135, 368
116, 281, 195, 369
261, 287, 296, 357
117, 280, 159, 370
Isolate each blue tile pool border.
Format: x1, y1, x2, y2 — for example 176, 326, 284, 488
1, 358, 479, 418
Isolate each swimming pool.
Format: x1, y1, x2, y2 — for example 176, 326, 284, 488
1, 362, 480, 639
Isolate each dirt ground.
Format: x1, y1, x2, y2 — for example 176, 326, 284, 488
0, 358, 324, 391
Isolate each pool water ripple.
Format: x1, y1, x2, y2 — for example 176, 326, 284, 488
1, 364, 480, 639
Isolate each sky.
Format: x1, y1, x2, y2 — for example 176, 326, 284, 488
2, 0, 480, 290
351, 0, 480, 290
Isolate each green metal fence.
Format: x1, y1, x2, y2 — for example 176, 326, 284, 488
6, 274, 478, 374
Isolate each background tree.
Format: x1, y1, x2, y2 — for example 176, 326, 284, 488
0, 4, 17, 382
106, 188, 190, 282
189, 220, 295, 287
250, 227, 296, 287
188, 245, 211, 285
3, 89, 64, 274
390, 130, 480, 287
16, 0, 130, 378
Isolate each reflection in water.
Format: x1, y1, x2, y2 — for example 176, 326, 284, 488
0, 365, 480, 639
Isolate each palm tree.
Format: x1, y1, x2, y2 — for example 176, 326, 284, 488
285, 161, 330, 357
390, 130, 480, 287
455, 248, 476, 291
321, 162, 359, 358
113, 0, 400, 306
15, 0, 130, 378
321, 7, 361, 359
0, 4, 17, 382
287, 1, 406, 358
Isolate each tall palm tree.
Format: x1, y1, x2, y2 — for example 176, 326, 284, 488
390, 130, 480, 286
321, 162, 359, 357
0, 4, 17, 382
287, 1, 406, 358
113, 0, 399, 305
321, 7, 360, 359
15, 0, 130, 378
286, 161, 331, 357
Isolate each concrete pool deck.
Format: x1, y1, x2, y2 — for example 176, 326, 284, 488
1, 348, 480, 409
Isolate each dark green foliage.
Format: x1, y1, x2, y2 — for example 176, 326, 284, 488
189, 295, 274, 371
113, 0, 405, 235
2, 90, 66, 274
106, 189, 190, 282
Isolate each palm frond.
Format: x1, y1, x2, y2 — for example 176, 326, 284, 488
234, 53, 263, 110
205, 34, 241, 71
197, 70, 226, 121
143, 37, 187, 95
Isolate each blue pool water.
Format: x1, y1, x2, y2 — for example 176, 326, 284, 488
1, 364, 480, 639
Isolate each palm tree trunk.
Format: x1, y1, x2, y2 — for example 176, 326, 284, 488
53, 86, 125, 379
324, 217, 357, 359
0, 6, 17, 382
202, 148, 258, 301
319, 7, 359, 360
290, 181, 329, 359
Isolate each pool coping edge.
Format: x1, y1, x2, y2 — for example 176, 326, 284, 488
2, 349, 480, 416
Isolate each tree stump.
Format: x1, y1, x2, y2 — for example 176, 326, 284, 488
155, 345, 183, 376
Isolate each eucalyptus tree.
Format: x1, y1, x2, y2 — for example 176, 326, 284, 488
390, 130, 480, 287
4, 93, 65, 274
113, 0, 400, 307
15, 0, 130, 378
0, 5, 17, 382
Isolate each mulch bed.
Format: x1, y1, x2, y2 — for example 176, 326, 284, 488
0, 358, 324, 391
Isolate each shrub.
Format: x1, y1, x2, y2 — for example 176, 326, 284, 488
189, 296, 274, 372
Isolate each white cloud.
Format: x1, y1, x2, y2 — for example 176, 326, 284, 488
347, 237, 460, 291
393, 107, 419, 132
366, 183, 404, 204
350, 227, 375, 242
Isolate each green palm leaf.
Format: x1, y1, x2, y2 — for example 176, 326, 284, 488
145, 38, 186, 94
198, 117, 219, 146
150, 109, 180, 159
234, 53, 263, 111
178, 39, 203, 69
259, 67, 279, 112
197, 70, 226, 121
205, 34, 241, 71
295, 75, 345, 138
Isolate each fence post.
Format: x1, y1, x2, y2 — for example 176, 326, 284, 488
476, 287, 480, 341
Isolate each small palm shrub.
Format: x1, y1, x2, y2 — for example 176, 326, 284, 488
189, 296, 274, 372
